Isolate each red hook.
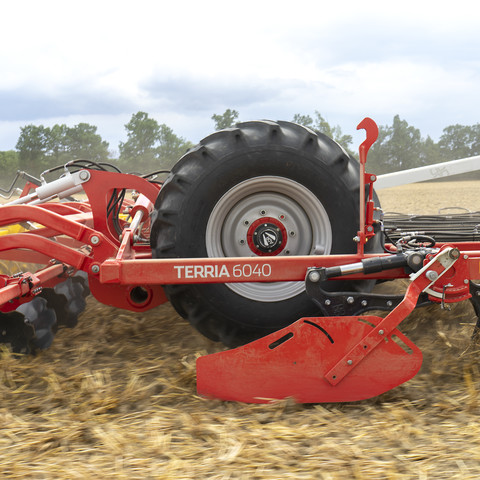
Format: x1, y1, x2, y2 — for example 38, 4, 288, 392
357, 117, 378, 165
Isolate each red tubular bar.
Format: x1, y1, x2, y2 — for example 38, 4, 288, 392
0, 234, 91, 270
0, 263, 66, 311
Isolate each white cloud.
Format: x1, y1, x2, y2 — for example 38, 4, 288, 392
0, 0, 480, 150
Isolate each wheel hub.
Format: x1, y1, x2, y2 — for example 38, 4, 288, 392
205, 176, 333, 302
247, 217, 286, 256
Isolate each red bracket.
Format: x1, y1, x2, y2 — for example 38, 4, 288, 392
356, 118, 379, 254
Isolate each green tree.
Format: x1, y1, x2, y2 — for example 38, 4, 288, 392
438, 123, 480, 161
16, 125, 50, 175
65, 123, 109, 162
212, 109, 239, 130
367, 115, 424, 174
16, 123, 110, 176
0, 151, 20, 189
292, 111, 354, 156
47, 124, 69, 164
119, 112, 193, 173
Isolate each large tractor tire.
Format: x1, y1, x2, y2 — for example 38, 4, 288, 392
150, 120, 382, 347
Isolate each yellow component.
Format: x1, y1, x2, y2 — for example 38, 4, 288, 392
0, 224, 27, 236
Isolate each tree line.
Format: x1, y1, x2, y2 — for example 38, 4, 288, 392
1, 108, 479, 188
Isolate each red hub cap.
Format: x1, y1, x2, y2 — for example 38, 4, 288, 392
246, 217, 287, 256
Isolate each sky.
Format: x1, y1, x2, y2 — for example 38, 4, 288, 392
1, 0, 480, 155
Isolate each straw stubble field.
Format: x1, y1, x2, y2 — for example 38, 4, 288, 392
0, 180, 479, 479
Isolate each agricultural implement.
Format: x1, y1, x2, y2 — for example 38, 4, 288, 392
0, 118, 479, 403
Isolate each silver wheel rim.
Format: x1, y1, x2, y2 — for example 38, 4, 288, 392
205, 176, 332, 302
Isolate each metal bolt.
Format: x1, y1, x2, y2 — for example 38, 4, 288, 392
464, 279, 469, 285
284, 250, 290, 255
260, 210, 266, 216
239, 239, 245, 245
370, 175, 376, 182
361, 300, 368, 307
426, 270, 438, 281
347, 296, 354, 304
464, 254, 469, 260
308, 270, 321, 283
353, 236, 360, 243
379, 329, 385, 335
290, 231, 296, 237
347, 359, 353, 365
324, 299, 331, 306
367, 226, 373, 232
386, 300, 393, 307
91, 235, 100, 245
449, 248, 460, 259
79, 170, 90, 181
91, 265, 100, 274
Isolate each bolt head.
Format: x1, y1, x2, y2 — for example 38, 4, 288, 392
346, 296, 354, 304
90, 235, 100, 245
347, 359, 353, 365
308, 270, 321, 283
91, 265, 100, 274
426, 270, 438, 281
79, 170, 90, 181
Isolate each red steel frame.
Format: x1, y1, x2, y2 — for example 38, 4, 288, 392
0, 119, 479, 315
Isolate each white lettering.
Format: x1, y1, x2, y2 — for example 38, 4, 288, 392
219, 265, 230, 277
194, 265, 205, 278
174, 266, 184, 278
173, 263, 272, 279
204, 265, 214, 278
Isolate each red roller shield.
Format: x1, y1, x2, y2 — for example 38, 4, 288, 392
197, 315, 422, 404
